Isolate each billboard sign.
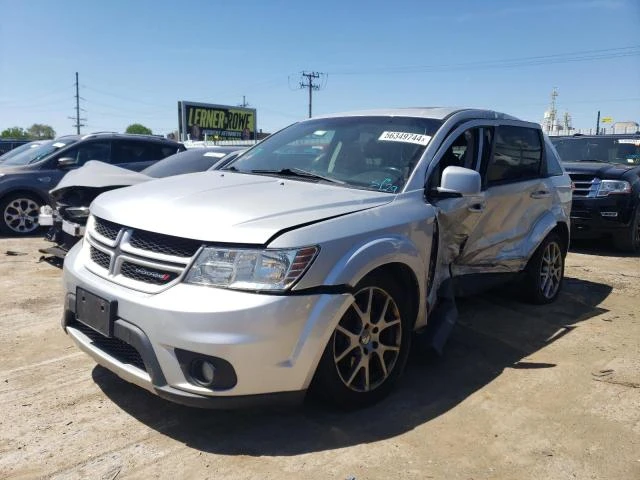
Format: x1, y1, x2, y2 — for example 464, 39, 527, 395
178, 101, 257, 141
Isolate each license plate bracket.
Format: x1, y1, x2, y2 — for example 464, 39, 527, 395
76, 287, 116, 337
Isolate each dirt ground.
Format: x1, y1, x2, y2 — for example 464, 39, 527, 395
0, 236, 638, 480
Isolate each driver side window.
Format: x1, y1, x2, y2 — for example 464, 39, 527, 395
429, 128, 480, 192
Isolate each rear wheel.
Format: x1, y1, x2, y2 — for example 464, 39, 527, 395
0, 193, 42, 235
612, 207, 640, 253
311, 272, 412, 409
522, 232, 565, 304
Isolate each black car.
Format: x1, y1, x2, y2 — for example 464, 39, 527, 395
551, 134, 640, 252
40, 146, 246, 257
0, 132, 184, 235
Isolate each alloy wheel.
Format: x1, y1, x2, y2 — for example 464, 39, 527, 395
3, 198, 40, 234
332, 286, 402, 393
540, 241, 563, 299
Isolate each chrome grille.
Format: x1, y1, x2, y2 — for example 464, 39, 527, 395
94, 217, 122, 240
89, 246, 111, 270
129, 229, 201, 258
86, 218, 199, 292
569, 175, 599, 198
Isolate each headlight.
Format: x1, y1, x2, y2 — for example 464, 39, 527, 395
596, 180, 631, 197
185, 246, 318, 291
64, 206, 91, 220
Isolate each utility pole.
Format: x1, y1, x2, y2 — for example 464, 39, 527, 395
239, 96, 249, 108
68, 72, 86, 134
595, 110, 601, 135
299, 71, 323, 118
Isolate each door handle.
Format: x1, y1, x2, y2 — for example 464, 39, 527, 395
530, 190, 551, 199
468, 203, 485, 213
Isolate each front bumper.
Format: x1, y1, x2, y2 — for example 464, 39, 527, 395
62, 243, 351, 408
570, 195, 636, 238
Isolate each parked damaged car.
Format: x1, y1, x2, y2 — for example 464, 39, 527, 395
62, 108, 572, 409
551, 134, 640, 252
0, 132, 183, 235
40, 147, 246, 258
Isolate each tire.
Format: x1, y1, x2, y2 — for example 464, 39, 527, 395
311, 272, 412, 409
612, 207, 640, 253
0, 193, 42, 236
522, 232, 565, 304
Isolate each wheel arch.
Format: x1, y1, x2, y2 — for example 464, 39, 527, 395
361, 262, 421, 331
0, 187, 49, 207
550, 221, 570, 256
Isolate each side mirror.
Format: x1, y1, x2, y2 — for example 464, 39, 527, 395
438, 166, 481, 196
57, 157, 77, 168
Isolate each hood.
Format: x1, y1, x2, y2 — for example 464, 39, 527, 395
51, 160, 151, 194
563, 161, 633, 180
91, 171, 394, 244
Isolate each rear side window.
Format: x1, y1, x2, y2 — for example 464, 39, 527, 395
62, 141, 111, 166
486, 126, 542, 184
544, 138, 564, 176
111, 141, 176, 164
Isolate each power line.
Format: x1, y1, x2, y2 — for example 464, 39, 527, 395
331, 45, 640, 75
299, 71, 324, 118
83, 85, 163, 107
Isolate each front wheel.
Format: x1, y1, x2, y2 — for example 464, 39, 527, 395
521, 232, 565, 304
0, 193, 42, 235
311, 272, 412, 409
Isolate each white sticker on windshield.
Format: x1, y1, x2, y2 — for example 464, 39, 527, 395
378, 131, 431, 146
618, 139, 640, 146
203, 152, 226, 158
52, 142, 66, 148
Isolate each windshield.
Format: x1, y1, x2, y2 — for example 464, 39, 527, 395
0, 139, 78, 166
0, 141, 44, 163
226, 116, 442, 192
551, 137, 640, 165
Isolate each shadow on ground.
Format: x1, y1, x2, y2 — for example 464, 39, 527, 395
570, 238, 639, 258
92, 276, 611, 456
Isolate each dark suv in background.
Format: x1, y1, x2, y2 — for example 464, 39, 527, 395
0, 132, 184, 235
551, 134, 640, 252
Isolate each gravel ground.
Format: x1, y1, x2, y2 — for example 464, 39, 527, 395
0, 236, 638, 480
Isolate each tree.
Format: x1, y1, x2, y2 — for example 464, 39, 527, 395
27, 123, 56, 139
125, 123, 153, 135
1, 127, 29, 139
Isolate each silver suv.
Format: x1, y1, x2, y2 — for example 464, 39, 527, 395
62, 108, 572, 409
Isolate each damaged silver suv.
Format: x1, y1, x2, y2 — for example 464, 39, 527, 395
62, 108, 572, 409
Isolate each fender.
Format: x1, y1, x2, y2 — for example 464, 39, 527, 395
324, 234, 427, 290
525, 207, 567, 261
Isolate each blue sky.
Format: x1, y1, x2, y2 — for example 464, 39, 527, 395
1, 0, 638, 137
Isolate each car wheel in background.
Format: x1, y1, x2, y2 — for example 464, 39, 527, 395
522, 232, 565, 304
311, 272, 412, 409
612, 207, 640, 253
0, 193, 42, 235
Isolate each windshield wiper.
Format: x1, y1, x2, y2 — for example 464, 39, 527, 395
249, 167, 345, 184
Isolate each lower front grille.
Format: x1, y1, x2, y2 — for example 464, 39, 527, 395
71, 320, 146, 372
